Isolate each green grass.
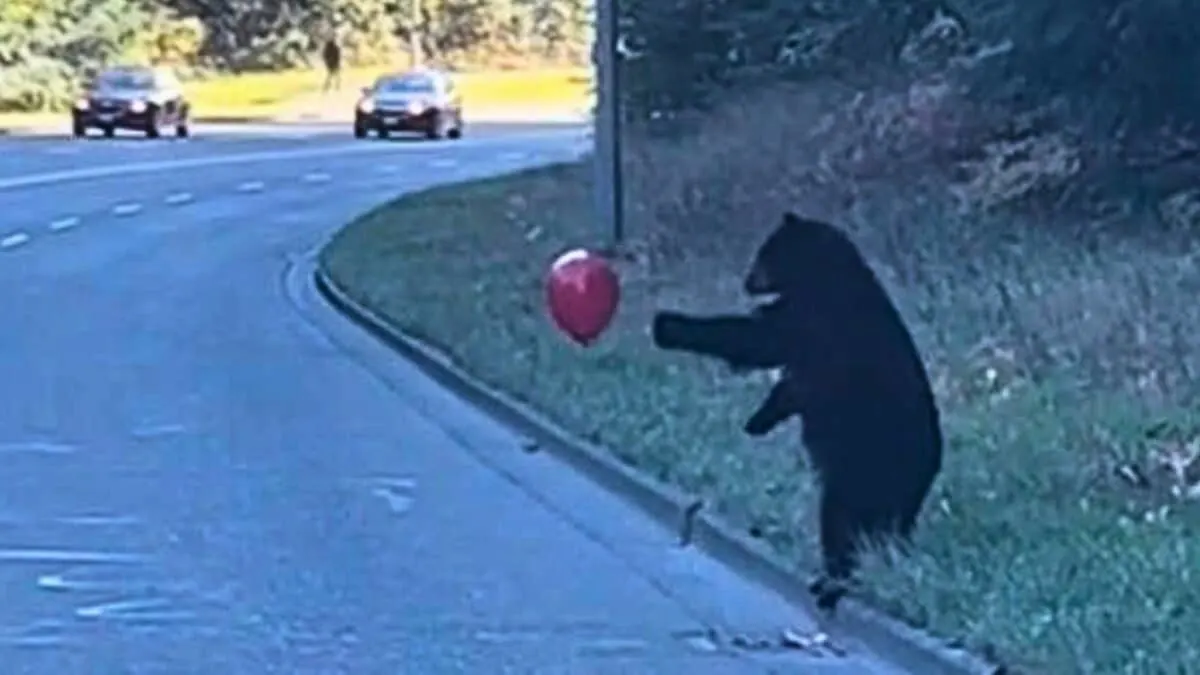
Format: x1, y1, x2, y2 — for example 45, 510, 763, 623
320, 85, 1200, 674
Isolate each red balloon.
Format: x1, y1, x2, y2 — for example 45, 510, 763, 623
545, 248, 620, 346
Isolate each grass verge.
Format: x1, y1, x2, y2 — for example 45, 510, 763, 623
320, 87, 1200, 674
0, 67, 590, 129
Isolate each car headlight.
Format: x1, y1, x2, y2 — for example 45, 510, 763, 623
74, 98, 90, 110
358, 98, 375, 113
129, 100, 147, 113
406, 101, 425, 114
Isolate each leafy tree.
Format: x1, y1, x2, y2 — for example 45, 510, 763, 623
0, 0, 152, 110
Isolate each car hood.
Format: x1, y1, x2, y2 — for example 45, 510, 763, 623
372, 94, 436, 108
89, 88, 153, 103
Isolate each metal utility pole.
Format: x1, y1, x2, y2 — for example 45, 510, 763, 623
592, 0, 624, 246
409, 0, 423, 67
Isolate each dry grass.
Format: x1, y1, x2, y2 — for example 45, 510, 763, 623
321, 81, 1200, 674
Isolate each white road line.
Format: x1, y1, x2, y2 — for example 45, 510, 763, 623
0, 441, 76, 454
38, 574, 127, 592
111, 203, 142, 216
164, 192, 193, 205
0, 128, 587, 192
48, 216, 80, 232
301, 171, 331, 183
365, 477, 417, 514
75, 597, 181, 620
131, 423, 186, 439
236, 180, 265, 193
0, 634, 67, 647
55, 515, 140, 527
0, 232, 31, 249
0, 549, 144, 564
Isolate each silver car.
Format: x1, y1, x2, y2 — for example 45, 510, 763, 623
352, 70, 464, 140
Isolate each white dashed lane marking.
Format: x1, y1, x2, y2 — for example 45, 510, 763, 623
0, 549, 145, 564
0, 141, 566, 254
0, 232, 30, 249
48, 217, 80, 232
0, 128, 584, 191
0, 441, 76, 454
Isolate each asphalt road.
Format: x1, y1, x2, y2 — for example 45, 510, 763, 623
0, 123, 915, 674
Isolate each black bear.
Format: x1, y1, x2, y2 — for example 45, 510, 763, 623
737, 300, 802, 437
651, 211, 943, 612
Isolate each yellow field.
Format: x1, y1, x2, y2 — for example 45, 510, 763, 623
0, 67, 592, 129
189, 66, 591, 111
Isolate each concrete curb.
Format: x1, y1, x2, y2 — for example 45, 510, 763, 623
313, 265, 1009, 675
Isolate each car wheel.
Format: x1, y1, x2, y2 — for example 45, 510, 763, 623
425, 114, 444, 140
71, 120, 86, 138
447, 124, 462, 140
353, 124, 367, 139
145, 112, 162, 139
175, 109, 190, 138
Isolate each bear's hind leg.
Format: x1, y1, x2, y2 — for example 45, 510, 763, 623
810, 489, 864, 612
811, 487, 900, 612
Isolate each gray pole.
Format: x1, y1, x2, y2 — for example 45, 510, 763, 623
592, 0, 624, 246
410, 0, 423, 67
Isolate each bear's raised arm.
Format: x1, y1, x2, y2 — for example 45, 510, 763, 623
651, 310, 788, 369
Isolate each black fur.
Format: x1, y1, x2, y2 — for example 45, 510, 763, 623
651, 211, 943, 613
739, 300, 801, 437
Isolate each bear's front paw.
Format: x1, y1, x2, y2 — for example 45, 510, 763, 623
743, 414, 772, 437
725, 358, 752, 374
808, 575, 848, 614
650, 311, 686, 348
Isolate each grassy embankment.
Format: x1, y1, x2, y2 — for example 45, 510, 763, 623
320, 82, 1200, 674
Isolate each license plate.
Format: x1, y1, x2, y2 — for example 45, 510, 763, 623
97, 113, 115, 122
383, 116, 401, 124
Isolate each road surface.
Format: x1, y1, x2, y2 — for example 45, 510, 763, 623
0, 123, 914, 674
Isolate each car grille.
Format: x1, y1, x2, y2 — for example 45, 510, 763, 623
92, 100, 125, 112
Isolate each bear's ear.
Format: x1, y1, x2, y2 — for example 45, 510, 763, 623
780, 211, 836, 240
779, 211, 819, 242
781, 211, 819, 233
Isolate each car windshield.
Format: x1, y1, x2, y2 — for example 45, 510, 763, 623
94, 70, 155, 90
376, 75, 436, 94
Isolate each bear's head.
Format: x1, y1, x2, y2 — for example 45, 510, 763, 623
743, 211, 863, 298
